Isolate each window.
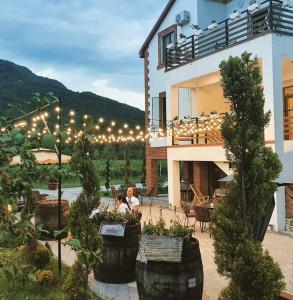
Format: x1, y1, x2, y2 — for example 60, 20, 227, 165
152, 92, 167, 131
161, 32, 175, 64
158, 25, 177, 69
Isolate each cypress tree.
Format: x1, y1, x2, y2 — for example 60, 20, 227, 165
212, 52, 285, 299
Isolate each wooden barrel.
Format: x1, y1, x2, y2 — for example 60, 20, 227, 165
35, 199, 69, 239
136, 237, 203, 300
93, 223, 141, 283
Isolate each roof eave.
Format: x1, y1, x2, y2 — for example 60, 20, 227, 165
139, 0, 176, 58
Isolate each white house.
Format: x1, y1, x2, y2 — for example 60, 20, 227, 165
139, 0, 293, 231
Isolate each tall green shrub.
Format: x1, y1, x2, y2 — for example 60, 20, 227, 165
212, 52, 285, 299
67, 132, 102, 297
123, 143, 131, 186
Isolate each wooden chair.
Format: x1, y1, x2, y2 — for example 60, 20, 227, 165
180, 200, 196, 231
190, 184, 210, 205
140, 184, 157, 205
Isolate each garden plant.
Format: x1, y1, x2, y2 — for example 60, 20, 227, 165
212, 52, 285, 299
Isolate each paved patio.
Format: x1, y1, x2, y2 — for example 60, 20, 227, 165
45, 193, 293, 300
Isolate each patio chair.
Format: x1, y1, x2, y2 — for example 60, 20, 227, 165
140, 184, 157, 205
190, 184, 210, 205
180, 200, 196, 231
194, 205, 212, 235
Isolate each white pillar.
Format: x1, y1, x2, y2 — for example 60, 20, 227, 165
262, 48, 285, 231
167, 159, 180, 209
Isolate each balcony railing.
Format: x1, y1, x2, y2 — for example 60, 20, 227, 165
284, 115, 293, 140
172, 114, 225, 145
148, 113, 292, 145
166, 0, 293, 71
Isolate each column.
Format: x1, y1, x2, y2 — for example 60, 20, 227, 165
167, 159, 180, 209
262, 48, 285, 231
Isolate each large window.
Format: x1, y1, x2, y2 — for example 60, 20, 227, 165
158, 25, 177, 68
152, 92, 167, 131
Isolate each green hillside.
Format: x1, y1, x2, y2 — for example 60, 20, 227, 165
0, 59, 144, 126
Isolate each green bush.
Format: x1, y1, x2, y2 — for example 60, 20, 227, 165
31, 244, 50, 269
62, 261, 90, 300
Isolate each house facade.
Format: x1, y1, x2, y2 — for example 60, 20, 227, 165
139, 0, 293, 231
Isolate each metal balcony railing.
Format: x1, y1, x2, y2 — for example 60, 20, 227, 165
166, 0, 293, 71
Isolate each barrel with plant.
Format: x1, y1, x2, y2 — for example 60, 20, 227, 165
93, 205, 141, 283
136, 215, 203, 300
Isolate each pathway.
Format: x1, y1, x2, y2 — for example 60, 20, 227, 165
47, 200, 293, 300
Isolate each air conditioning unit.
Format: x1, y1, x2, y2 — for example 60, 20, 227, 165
176, 11, 191, 26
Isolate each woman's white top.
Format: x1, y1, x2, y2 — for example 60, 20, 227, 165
117, 203, 129, 214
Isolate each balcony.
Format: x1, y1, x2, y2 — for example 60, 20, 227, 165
166, 0, 293, 71
171, 113, 225, 146
169, 113, 293, 146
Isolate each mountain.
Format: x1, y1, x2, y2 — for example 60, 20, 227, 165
0, 59, 144, 127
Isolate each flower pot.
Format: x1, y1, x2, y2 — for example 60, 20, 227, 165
93, 222, 141, 283
48, 182, 58, 190
136, 237, 203, 300
35, 199, 69, 239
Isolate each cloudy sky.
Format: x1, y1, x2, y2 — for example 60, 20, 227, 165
0, 0, 169, 110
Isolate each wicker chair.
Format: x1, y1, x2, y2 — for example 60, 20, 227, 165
180, 200, 196, 231
194, 205, 212, 234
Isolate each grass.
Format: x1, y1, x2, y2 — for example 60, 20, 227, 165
0, 249, 101, 300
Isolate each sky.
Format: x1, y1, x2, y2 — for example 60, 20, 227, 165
0, 0, 169, 110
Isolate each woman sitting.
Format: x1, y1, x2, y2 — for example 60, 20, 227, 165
115, 194, 130, 214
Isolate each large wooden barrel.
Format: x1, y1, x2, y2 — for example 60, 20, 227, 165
136, 237, 203, 300
35, 199, 69, 239
93, 223, 141, 283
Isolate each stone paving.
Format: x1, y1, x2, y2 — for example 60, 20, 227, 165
45, 191, 293, 300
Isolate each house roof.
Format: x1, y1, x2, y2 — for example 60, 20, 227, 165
139, 0, 176, 58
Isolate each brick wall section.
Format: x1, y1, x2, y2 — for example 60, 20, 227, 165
146, 147, 167, 195
144, 47, 167, 195
144, 48, 150, 138
286, 185, 293, 218
193, 161, 209, 196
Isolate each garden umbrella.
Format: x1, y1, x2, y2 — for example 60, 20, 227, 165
9, 148, 71, 165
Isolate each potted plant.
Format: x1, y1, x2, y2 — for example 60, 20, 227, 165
136, 215, 203, 300
208, 20, 218, 30
93, 205, 141, 283
45, 165, 59, 190
191, 24, 202, 36
230, 9, 240, 20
